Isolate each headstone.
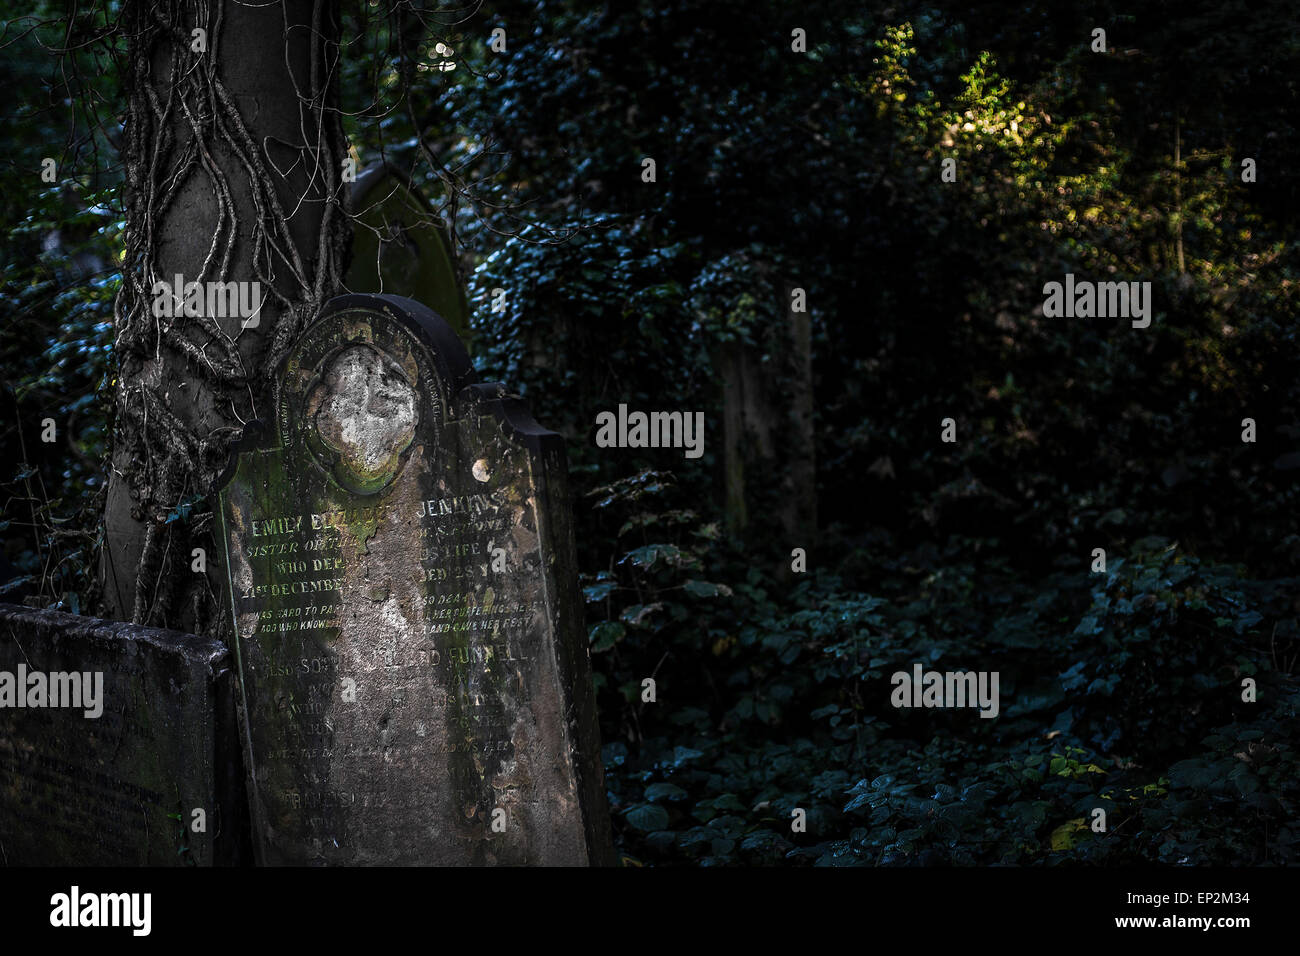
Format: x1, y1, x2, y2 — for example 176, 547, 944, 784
0, 603, 245, 865
717, 286, 816, 546
346, 164, 471, 343
215, 293, 614, 865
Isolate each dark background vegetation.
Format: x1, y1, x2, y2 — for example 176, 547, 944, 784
2, 0, 1298, 864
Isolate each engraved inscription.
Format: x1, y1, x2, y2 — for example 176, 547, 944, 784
218, 298, 608, 865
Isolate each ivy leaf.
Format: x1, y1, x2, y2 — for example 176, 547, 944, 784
1049, 819, 1086, 851
619, 543, 699, 571
621, 603, 663, 627
583, 579, 618, 602
843, 792, 872, 814
671, 746, 704, 767
1168, 758, 1220, 790
1234, 610, 1263, 633
644, 782, 688, 802
644, 830, 677, 851
588, 621, 625, 652
625, 803, 670, 831
684, 579, 731, 598
706, 793, 747, 812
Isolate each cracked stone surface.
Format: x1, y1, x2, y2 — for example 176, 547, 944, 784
217, 295, 613, 865
306, 343, 418, 493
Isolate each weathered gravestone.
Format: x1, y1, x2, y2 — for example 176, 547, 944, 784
0, 603, 245, 865
346, 163, 471, 344
216, 294, 614, 865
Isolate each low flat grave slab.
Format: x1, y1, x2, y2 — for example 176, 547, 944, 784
0, 603, 243, 865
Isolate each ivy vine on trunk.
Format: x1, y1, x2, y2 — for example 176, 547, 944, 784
98, 0, 351, 633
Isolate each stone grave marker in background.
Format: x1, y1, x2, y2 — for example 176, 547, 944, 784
346, 163, 471, 343
0, 604, 245, 865
216, 294, 614, 865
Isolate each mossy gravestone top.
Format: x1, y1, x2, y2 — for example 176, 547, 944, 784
216, 294, 613, 865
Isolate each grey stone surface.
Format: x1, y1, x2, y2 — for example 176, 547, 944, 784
216, 294, 614, 865
0, 603, 244, 865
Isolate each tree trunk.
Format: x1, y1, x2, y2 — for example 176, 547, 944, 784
98, 0, 350, 632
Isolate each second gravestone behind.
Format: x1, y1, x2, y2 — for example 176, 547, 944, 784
216, 294, 613, 864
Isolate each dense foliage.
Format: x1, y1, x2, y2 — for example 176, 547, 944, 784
2, 0, 1297, 863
